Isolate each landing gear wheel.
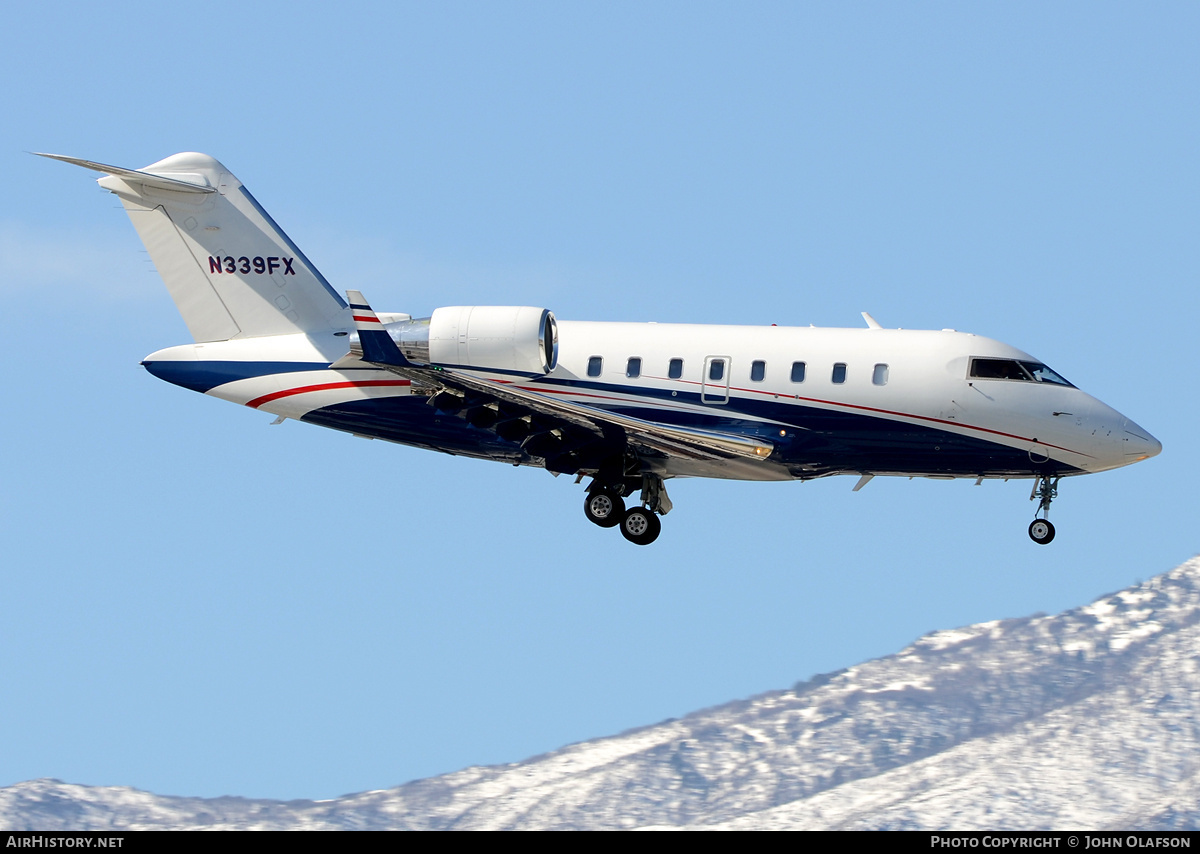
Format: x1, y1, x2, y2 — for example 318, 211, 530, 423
619, 507, 661, 546
1028, 519, 1056, 545
584, 489, 624, 528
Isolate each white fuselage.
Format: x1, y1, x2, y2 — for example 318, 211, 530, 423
143, 319, 1160, 483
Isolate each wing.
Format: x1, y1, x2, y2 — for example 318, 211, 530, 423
339, 292, 776, 475
427, 370, 774, 462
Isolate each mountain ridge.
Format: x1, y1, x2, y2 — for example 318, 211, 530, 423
4, 556, 1199, 830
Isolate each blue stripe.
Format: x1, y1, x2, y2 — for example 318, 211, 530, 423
142, 360, 337, 393
302, 395, 1083, 479
301, 397, 538, 464
358, 329, 412, 367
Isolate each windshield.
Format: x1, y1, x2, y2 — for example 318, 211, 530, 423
969, 358, 1074, 387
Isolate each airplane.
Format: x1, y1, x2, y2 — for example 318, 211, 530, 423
39, 151, 1161, 546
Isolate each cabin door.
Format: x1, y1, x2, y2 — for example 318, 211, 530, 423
701, 356, 731, 404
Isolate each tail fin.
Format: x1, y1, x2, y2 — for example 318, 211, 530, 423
38, 152, 348, 342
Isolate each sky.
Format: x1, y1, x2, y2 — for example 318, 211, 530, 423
1, 2, 1197, 801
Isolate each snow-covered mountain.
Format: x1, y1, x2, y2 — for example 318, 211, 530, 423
5, 557, 1200, 830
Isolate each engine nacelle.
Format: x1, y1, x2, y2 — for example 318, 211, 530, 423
388, 306, 558, 375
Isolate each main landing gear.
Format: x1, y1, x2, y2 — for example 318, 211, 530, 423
583, 488, 623, 528
583, 474, 671, 546
1028, 475, 1060, 545
618, 506, 661, 546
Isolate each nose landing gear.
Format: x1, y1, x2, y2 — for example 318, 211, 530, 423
1028, 475, 1059, 545
1028, 518, 1055, 544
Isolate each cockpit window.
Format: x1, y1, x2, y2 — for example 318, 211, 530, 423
970, 358, 1030, 381
969, 358, 1074, 387
1024, 363, 1072, 386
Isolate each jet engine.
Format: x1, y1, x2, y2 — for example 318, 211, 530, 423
388, 306, 559, 375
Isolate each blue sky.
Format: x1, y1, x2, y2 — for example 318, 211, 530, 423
2, 2, 1196, 800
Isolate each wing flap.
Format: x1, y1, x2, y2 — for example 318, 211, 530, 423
387, 362, 773, 463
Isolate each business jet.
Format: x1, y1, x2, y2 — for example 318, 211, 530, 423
39, 152, 1161, 546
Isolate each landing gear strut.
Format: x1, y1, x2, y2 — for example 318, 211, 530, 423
583, 472, 670, 545
1028, 475, 1059, 545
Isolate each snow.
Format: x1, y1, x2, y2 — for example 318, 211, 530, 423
5, 558, 1200, 830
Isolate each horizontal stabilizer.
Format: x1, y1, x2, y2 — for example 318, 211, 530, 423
34, 152, 216, 194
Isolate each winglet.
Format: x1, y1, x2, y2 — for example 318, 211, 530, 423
347, 290, 411, 366
861, 312, 882, 330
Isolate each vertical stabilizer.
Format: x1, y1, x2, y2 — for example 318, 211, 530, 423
38, 152, 349, 342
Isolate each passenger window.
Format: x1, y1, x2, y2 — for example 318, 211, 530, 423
626, 357, 642, 378
587, 356, 602, 378
668, 358, 683, 379
873, 364, 889, 386
831, 363, 847, 384
790, 361, 806, 383
750, 360, 766, 382
709, 359, 725, 381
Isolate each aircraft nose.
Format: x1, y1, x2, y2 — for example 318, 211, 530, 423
1080, 398, 1160, 472
1122, 419, 1162, 463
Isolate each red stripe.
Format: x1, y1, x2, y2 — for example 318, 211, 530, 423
246, 379, 410, 409
737, 388, 1094, 458
353, 315, 382, 323
505, 379, 1092, 460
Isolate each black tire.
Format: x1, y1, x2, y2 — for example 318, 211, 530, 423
584, 489, 624, 528
619, 507, 662, 545
1028, 519, 1056, 545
